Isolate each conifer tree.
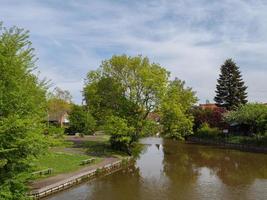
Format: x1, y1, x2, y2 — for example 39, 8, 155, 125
214, 59, 247, 110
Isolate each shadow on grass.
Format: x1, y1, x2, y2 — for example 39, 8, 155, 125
81, 140, 127, 157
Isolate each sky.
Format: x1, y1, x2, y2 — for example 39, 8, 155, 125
1, 0, 267, 104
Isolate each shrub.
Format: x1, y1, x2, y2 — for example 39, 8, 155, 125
68, 105, 96, 135
195, 123, 221, 139
104, 116, 136, 154
192, 107, 227, 130
224, 103, 267, 135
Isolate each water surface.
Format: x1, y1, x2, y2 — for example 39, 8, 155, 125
47, 137, 267, 200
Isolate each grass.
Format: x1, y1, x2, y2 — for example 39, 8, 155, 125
32, 151, 101, 179
31, 134, 127, 180
82, 140, 128, 158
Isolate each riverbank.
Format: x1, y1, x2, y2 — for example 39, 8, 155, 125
29, 157, 132, 199
29, 135, 131, 199
187, 137, 267, 153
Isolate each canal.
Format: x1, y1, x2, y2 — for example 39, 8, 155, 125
46, 137, 267, 200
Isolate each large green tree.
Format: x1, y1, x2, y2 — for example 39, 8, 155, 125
160, 78, 197, 139
214, 59, 247, 110
84, 55, 169, 151
0, 25, 47, 199
84, 55, 169, 133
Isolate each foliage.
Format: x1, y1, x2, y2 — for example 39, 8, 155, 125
84, 77, 138, 126
224, 103, 267, 134
214, 59, 248, 110
68, 105, 96, 135
195, 123, 221, 139
192, 107, 227, 130
84, 55, 169, 135
160, 78, 197, 140
44, 126, 65, 147
141, 120, 161, 137
0, 25, 48, 199
104, 116, 135, 154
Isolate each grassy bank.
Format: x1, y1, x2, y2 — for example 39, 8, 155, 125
32, 151, 100, 178
31, 134, 126, 180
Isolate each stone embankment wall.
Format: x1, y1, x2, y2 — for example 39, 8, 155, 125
29, 157, 133, 199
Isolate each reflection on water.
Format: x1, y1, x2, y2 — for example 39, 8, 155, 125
47, 137, 267, 200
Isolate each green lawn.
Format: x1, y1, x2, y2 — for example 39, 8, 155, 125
32, 151, 100, 178
31, 134, 124, 180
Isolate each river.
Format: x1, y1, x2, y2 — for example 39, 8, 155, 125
46, 137, 267, 200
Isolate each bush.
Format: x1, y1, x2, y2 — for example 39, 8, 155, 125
192, 107, 227, 130
104, 116, 136, 154
44, 126, 65, 147
225, 103, 267, 135
195, 123, 221, 139
68, 105, 96, 135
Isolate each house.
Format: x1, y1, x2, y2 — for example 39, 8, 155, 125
48, 111, 69, 127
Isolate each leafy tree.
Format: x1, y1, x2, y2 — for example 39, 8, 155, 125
160, 78, 197, 139
224, 103, 267, 134
0, 25, 48, 199
68, 105, 96, 135
84, 77, 138, 126
84, 55, 169, 136
214, 59, 248, 110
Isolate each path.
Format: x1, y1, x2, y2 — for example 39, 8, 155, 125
30, 157, 120, 194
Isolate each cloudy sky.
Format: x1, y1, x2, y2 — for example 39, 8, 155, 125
1, 0, 267, 103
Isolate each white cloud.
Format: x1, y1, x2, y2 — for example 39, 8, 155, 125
1, 0, 267, 103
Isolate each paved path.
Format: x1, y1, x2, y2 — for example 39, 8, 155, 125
30, 157, 120, 193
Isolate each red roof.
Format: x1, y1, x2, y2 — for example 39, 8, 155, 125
199, 103, 218, 110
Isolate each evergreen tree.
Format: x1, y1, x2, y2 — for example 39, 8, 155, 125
214, 59, 248, 110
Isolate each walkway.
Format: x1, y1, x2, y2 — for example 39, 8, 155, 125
30, 157, 120, 194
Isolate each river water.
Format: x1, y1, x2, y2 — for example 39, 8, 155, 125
46, 137, 267, 200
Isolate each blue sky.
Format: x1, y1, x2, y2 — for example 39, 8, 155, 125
1, 0, 267, 103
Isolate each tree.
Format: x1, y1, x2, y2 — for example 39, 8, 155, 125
0, 25, 47, 199
160, 78, 197, 139
214, 59, 247, 110
84, 77, 138, 126
84, 55, 169, 136
68, 105, 96, 135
